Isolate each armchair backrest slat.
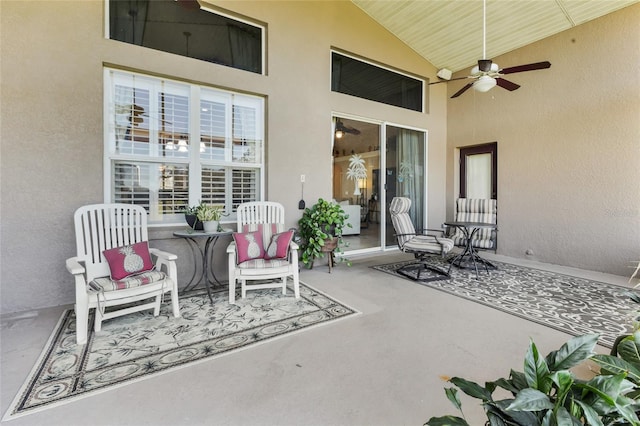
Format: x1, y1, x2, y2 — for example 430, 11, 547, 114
74, 204, 149, 281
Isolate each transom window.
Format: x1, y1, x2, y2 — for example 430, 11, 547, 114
104, 68, 264, 225
108, 0, 264, 74
331, 51, 425, 112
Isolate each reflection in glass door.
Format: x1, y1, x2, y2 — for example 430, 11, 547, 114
332, 117, 381, 251
384, 126, 426, 248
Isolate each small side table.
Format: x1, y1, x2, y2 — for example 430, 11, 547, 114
444, 221, 497, 279
173, 229, 233, 303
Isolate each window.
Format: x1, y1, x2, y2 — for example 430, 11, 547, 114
105, 69, 264, 225
108, 0, 264, 74
459, 142, 497, 199
331, 51, 424, 112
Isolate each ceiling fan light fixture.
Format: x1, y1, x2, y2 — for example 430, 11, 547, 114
474, 75, 497, 92
335, 129, 344, 139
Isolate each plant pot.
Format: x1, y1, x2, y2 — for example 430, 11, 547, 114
321, 237, 338, 252
203, 220, 219, 233
185, 214, 203, 231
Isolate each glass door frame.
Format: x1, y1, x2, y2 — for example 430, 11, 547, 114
331, 113, 429, 255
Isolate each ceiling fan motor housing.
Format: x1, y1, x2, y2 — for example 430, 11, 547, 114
478, 59, 493, 72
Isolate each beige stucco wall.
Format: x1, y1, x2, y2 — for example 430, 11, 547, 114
0, 1, 445, 313
447, 4, 640, 276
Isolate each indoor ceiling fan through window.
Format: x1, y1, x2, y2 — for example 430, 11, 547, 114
430, 0, 551, 98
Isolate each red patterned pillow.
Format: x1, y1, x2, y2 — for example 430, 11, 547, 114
233, 231, 265, 264
264, 230, 294, 260
103, 241, 154, 280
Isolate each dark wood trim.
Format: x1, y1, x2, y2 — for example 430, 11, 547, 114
459, 142, 497, 199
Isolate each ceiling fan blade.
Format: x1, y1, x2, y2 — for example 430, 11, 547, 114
496, 78, 520, 91
429, 76, 469, 85
501, 61, 551, 75
451, 82, 475, 98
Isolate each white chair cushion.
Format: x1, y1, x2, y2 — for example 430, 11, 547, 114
238, 258, 291, 269
90, 270, 167, 292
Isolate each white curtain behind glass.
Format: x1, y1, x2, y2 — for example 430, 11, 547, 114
397, 129, 424, 230
466, 153, 492, 199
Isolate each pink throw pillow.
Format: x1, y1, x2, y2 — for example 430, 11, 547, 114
103, 241, 154, 280
264, 230, 294, 260
233, 231, 265, 264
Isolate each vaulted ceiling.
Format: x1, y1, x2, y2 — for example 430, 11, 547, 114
352, 0, 639, 73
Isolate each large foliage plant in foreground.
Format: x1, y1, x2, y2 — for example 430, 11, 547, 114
426, 333, 640, 426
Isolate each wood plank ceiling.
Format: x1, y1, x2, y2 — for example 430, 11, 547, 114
351, 0, 639, 73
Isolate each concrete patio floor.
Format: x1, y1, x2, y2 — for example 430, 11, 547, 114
1, 251, 634, 426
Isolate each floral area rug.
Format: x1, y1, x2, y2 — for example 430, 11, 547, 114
373, 258, 638, 349
3, 282, 359, 420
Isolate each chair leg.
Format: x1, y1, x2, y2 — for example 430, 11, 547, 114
398, 259, 450, 282
153, 295, 161, 316
281, 276, 287, 295
171, 283, 181, 318
293, 271, 300, 299
75, 303, 89, 345
94, 307, 103, 332
241, 280, 247, 298
229, 278, 236, 304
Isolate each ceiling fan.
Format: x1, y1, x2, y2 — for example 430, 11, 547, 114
430, 0, 551, 98
335, 119, 361, 139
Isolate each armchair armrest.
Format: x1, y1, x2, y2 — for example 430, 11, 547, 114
66, 257, 86, 275
67, 257, 90, 306
149, 248, 178, 284
417, 228, 448, 237
227, 241, 237, 254
149, 248, 177, 262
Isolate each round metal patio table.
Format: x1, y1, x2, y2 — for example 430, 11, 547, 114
444, 221, 497, 279
173, 229, 233, 303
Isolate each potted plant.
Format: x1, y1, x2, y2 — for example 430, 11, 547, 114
298, 198, 351, 269
183, 202, 204, 230
196, 204, 224, 233
611, 260, 640, 356
425, 333, 640, 425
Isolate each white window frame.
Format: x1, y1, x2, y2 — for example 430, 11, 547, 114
104, 68, 265, 226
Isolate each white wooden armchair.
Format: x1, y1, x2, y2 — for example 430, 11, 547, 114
227, 201, 299, 304
66, 204, 180, 344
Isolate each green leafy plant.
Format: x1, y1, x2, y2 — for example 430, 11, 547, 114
629, 260, 640, 332
196, 204, 225, 222
611, 261, 640, 357
425, 333, 640, 426
182, 203, 201, 216
182, 202, 205, 230
298, 198, 351, 268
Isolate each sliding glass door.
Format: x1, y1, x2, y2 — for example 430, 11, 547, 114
332, 116, 426, 252
384, 125, 426, 248
332, 117, 381, 251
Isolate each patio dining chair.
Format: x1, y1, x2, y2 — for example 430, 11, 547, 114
390, 197, 454, 281
227, 201, 300, 304
66, 204, 180, 344
444, 198, 498, 252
